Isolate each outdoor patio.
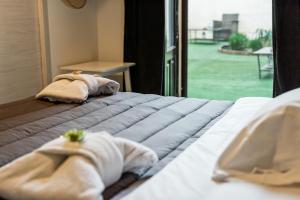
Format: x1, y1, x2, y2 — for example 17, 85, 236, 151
188, 42, 273, 100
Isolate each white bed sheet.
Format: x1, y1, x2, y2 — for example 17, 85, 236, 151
121, 97, 300, 200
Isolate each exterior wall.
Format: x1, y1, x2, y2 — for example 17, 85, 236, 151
189, 0, 272, 38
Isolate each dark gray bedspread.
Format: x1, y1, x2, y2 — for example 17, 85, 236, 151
0, 92, 233, 199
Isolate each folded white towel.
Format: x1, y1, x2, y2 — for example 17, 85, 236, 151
36, 73, 120, 103
213, 88, 300, 186
0, 132, 158, 200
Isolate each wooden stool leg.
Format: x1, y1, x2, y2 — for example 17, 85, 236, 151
124, 69, 132, 92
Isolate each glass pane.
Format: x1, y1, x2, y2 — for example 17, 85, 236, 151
166, 0, 175, 48
188, 0, 273, 100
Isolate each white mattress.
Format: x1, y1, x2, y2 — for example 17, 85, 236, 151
121, 97, 300, 200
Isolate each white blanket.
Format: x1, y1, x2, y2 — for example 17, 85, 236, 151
36, 73, 120, 103
120, 97, 300, 200
0, 132, 158, 200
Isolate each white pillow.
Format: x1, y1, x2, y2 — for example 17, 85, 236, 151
213, 88, 300, 185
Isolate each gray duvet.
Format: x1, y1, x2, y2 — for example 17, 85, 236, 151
0, 92, 233, 199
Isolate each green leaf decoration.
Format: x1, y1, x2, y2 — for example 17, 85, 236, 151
63, 129, 86, 142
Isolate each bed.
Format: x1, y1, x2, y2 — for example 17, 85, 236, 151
122, 97, 300, 200
3, 92, 298, 200
0, 92, 233, 200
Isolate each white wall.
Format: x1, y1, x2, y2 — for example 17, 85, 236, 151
46, 0, 124, 77
95, 0, 125, 90
46, 0, 98, 77
96, 0, 124, 62
189, 0, 272, 38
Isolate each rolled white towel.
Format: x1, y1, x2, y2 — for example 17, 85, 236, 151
36, 72, 120, 103
54, 73, 100, 95
54, 73, 120, 96
0, 132, 158, 200
93, 75, 120, 95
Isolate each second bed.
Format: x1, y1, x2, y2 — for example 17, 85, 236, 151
0, 92, 233, 199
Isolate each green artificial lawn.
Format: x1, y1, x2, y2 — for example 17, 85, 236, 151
188, 42, 273, 101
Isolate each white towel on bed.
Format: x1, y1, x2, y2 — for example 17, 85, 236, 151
0, 132, 158, 200
36, 73, 120, 103
213, 88, 300, 186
